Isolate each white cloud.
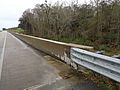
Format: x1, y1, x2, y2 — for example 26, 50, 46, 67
0, 0, 90, 30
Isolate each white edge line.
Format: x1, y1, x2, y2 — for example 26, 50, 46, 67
23, 77, 62, 90
0, 31, 7, 80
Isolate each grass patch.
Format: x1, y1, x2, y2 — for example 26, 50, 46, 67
15, 29, 24, 34
51, 37, 73, 43
72, 37, 92, 45
98, 45, 109, 51
49, 37, 92, 46
57, 37, 72, 43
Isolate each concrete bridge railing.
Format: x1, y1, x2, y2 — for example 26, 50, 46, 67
11, 32, 93, 68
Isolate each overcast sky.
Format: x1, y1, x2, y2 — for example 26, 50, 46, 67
0, 0, 90, 30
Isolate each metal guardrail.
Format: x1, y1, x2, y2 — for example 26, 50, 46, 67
71, 48, 120, 83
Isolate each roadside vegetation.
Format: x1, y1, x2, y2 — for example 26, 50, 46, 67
15, 29, 24, 34
16, 0, 120, 89
18, 0, 120, 54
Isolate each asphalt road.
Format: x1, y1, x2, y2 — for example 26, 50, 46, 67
0, 31, 106, 90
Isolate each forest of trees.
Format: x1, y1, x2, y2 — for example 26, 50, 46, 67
18, 0, 120, 50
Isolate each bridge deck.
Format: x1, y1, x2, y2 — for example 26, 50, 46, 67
0, 31, 105, 90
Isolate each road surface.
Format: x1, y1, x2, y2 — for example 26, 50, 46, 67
0, 31, 106, 90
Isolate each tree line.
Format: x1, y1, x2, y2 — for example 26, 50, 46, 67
18, 0, 120, 49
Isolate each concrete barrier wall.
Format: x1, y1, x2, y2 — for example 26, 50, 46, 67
13, 33, 73, 64
11, 32, 93, 68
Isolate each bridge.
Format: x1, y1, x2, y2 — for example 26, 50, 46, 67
0, 31, 117, 90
